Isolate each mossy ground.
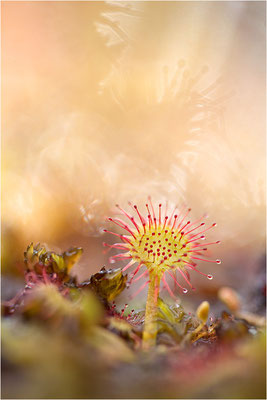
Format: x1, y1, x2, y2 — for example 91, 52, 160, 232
1, 244, 266, 399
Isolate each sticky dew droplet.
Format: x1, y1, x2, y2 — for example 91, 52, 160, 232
183, 288, 188, 294
207, 274, 213, 280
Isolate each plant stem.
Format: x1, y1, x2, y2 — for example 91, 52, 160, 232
142, 273, 160, 350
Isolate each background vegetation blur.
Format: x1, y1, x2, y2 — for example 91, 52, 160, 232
2, 0, 265, 314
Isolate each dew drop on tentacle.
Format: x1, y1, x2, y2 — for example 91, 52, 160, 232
183, 288, 188, 294
207, 274, 213, 280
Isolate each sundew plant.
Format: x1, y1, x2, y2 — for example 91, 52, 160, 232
105, 198, 221, 348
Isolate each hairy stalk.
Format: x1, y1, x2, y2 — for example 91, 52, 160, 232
142, 273, 160, 349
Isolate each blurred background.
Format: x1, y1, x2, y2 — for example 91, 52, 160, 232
2, 1, 266, 312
